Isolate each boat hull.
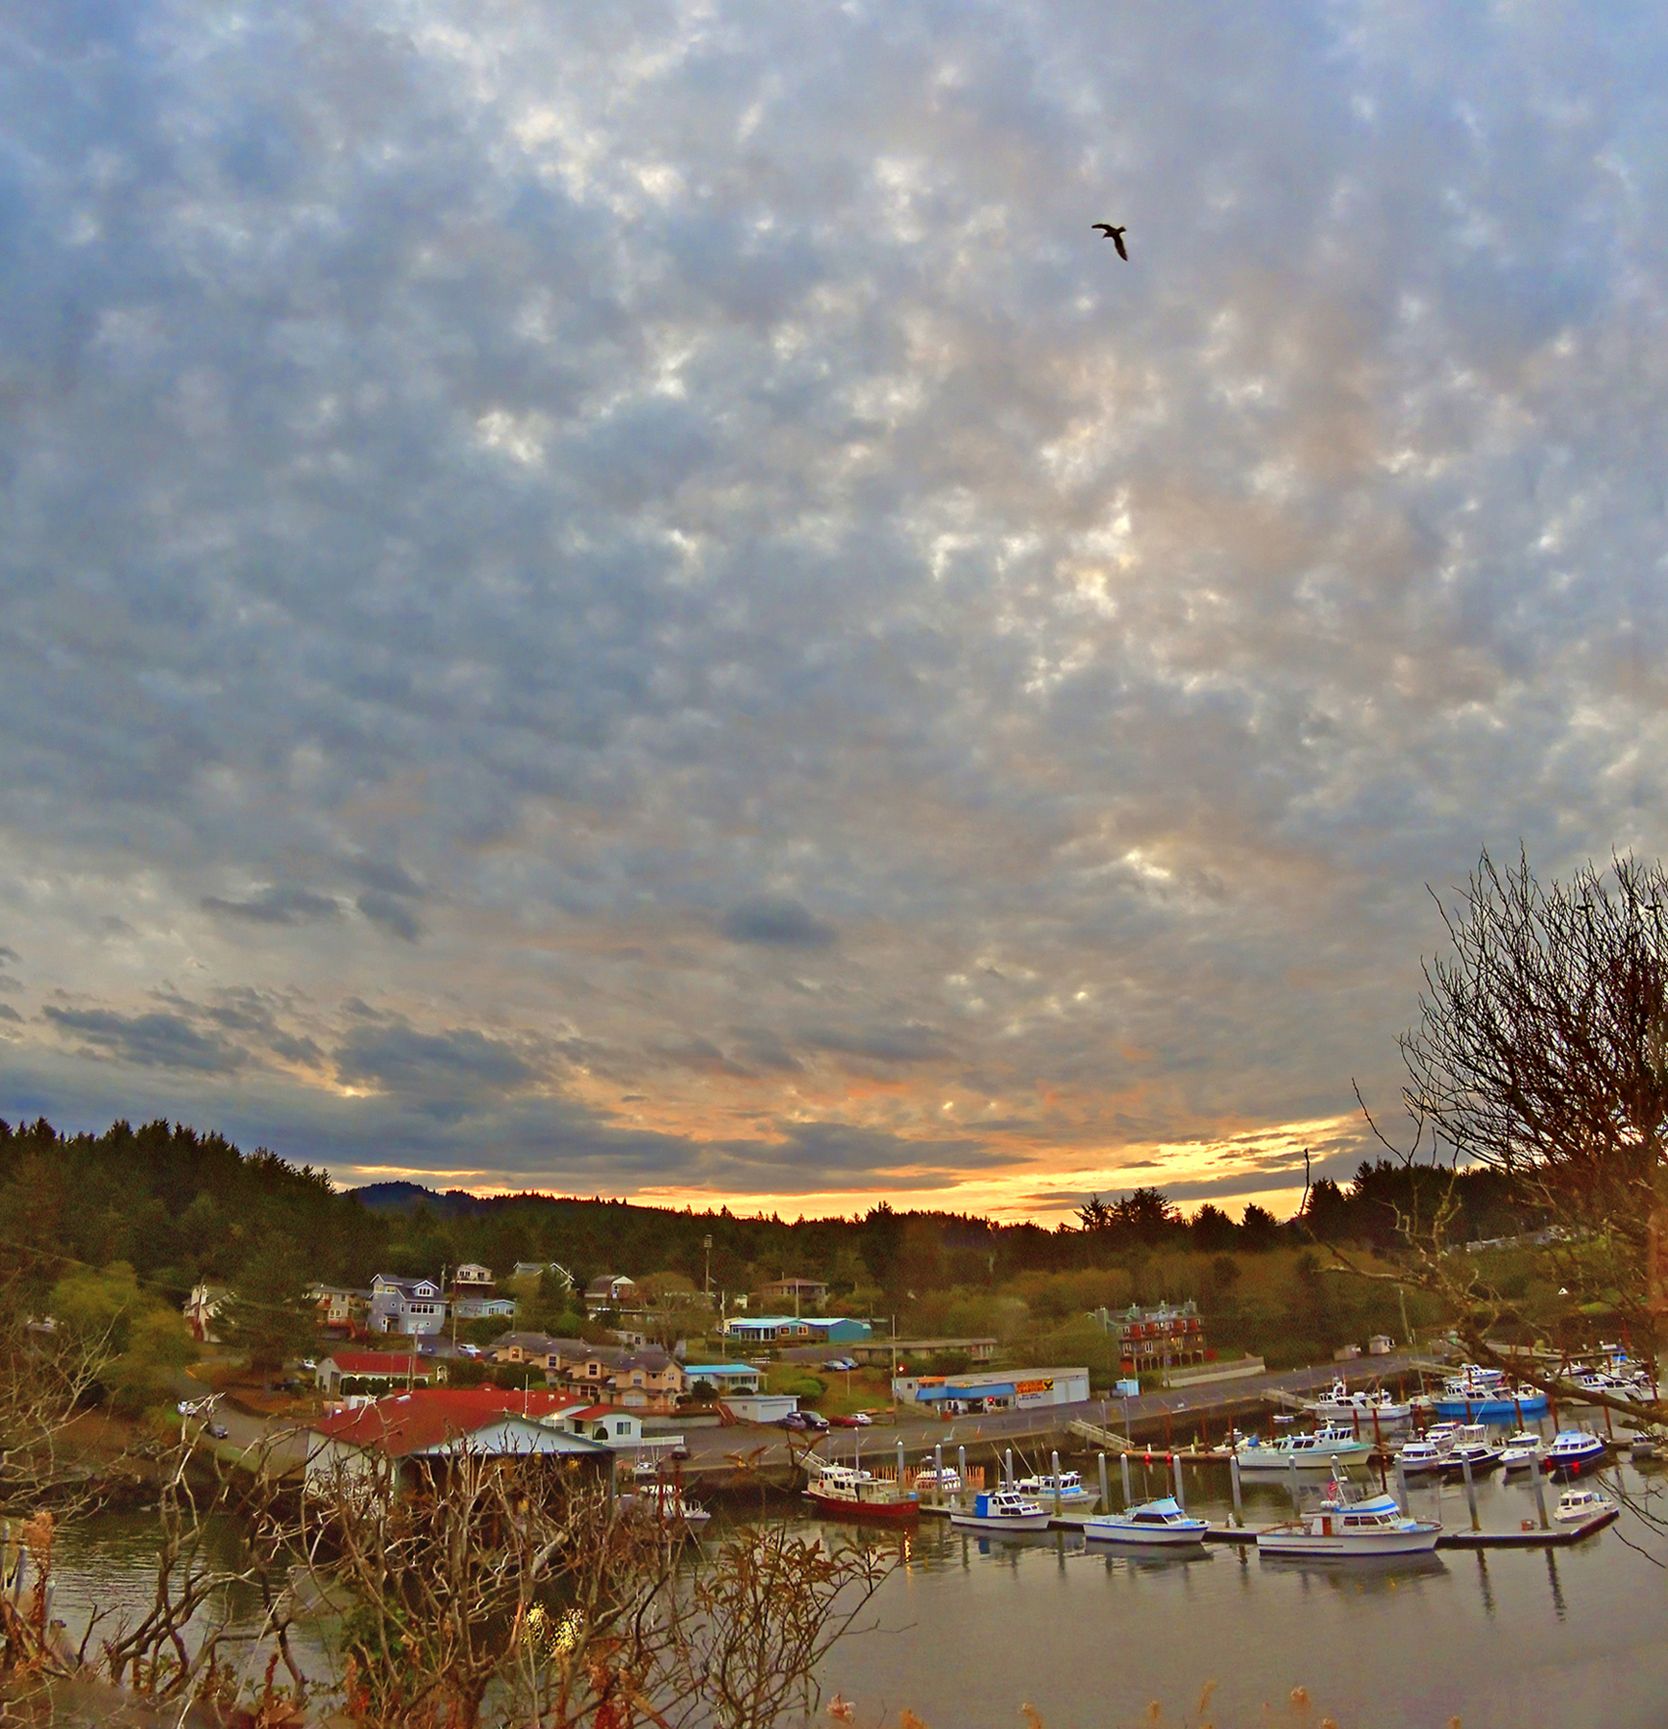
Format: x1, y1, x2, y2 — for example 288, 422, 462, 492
1235, 1446, 1374, 1475
948, 1511, 1053, 1532
1430, 1395, 1548, 1421
1256, 1526, 1440, 1558
1084, 1520, 1207, 1548
805, 1489, 920, 1523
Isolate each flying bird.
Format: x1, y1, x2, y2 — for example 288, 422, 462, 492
1092, 223, 1129, 260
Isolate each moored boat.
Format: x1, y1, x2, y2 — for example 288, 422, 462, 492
1394, 1439, 1449, 1476
1256, 1470, 1440, 1559
1303, 1380, 1413, 1426
803, 1460, 919, 1524
1553, 1486, 1616, 1523
1084, 1495, 1209, 1548
1499, 1430, 1543, 1472
1235, 1425, 1373, 1473
1011, 1469, 1096, 1508
621, 1482, 712, 1527
1543, 1429, 1607, 1476
948, 1488, 1051, 1532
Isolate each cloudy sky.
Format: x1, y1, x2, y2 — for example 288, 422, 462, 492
3, 1, 1666, 1222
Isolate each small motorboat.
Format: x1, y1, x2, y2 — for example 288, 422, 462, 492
910, 1465, 963, 1497
1011, 1469, 1096, 1508
1543, 1430, 1608, 1476
1395, 1440, 1448, 1476
1553, 1487, 1616, 1524
1438, 1425, 1503, 1478
1084, 1495, 1209, 1549
1499, 1431, 1543, 1472
621, 1483, 712, 1528
948, 1488, 1051, 1533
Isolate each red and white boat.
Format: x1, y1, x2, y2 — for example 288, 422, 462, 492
804, 1459, 920, 1524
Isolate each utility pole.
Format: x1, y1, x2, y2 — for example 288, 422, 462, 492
702, 1235, 713, 1301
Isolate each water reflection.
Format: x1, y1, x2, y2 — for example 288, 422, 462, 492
1544, 1550, 1567, 1621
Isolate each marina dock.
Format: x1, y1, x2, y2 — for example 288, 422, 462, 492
912, 1499, 1619, 1548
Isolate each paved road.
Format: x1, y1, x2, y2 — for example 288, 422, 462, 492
202, 1351, 1434, 1484
680, 1353, 1432, 1479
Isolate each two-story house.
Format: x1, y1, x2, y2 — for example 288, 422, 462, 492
563, 1345, 685, 1414
368, 1274, 447, 1336
310, 1285, 372, 1337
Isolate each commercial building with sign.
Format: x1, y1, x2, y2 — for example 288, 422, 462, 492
890, 1366, 1090, 1412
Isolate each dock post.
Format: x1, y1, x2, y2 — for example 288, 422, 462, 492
1394, 1457, 1411, 1513
1461, 1452, 1480, 1531
934, 1442, 944, 1506
1287, 1454, 1301, 1516
1004, 1447, 1013, 1487
1172, 1451, 1186, 1510
958, 1443, 967, 1492
1229, 1452, 1244, 1527
1120, 1452, 1132, 1506
897, 1440, 906, 1494
1530, 1461, 1551, 1529
1051, 1450, 1063, 1516
1098, 1451, 1110, 1513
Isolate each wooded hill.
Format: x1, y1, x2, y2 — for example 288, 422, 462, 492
0, 1116, 1533, 1326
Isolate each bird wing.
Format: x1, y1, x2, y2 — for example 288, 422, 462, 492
1113, 232, 1128, 259
1092, 223, 1114, 235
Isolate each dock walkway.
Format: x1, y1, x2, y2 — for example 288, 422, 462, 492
914, 1500, 1617, 1549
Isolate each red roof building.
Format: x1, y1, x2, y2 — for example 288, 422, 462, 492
304, 1388, 609, 1494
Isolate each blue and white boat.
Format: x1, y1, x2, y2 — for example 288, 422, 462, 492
1542, 1429, 1608, 1476
948, 1488, 1051, 1532
1084, 1495, 1209, 1548
1430, 1378, 1549, 1421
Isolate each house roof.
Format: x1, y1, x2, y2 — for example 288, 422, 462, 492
584, 1273, 636, 1293
311, 1388, 595, 1458
322, 1352, 433, 1377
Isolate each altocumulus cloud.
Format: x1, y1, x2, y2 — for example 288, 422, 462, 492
3, 3, 1668, 1212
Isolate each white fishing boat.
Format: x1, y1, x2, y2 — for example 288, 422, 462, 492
1553, 1487, 1616, 1523
948, 1487, 1051, 1532
1256, 1468, 1441, 1559
1438, 1424, 1503, 1478
1303, 1380, 1413, 1425
1011, 1469, 1096, 1508
1499, 1430, 1543, 1472
1394, 1439, 1447, 1476
1235, 1425, 1373, 1473
909, 1464, 963, 1497
1083, 1495, 1209, 1549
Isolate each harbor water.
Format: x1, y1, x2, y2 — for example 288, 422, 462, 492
38, 1453, 1668, 1729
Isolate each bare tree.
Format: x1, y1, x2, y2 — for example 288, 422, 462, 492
1397, 850, 1668, 1361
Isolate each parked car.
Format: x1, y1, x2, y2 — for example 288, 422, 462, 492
829, 1413, 871, 1427
799, 1410, 830, 1430
779, 1412, 811, 1430
822, 1357, 859, 1371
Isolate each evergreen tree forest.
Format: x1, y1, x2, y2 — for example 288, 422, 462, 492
0, 1116, 1533, 1356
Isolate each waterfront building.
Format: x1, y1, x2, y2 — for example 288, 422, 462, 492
303, 1387, 608, 1498
891, 1365, 1091, 1412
